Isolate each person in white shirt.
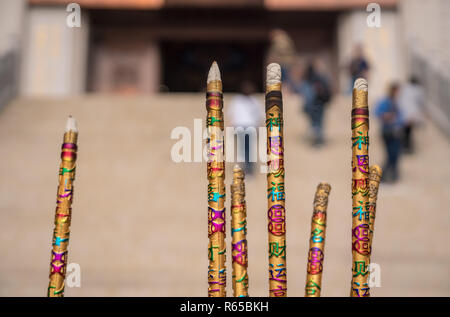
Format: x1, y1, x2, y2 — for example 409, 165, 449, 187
228, 81, 265, 175
398, 76, 425, 153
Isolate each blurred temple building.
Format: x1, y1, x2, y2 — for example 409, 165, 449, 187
0, 0, 449, 134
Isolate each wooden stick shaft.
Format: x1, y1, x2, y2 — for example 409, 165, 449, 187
48, 131, 78, 297
350, 81, 371, 297
231, 167, 249, 297
368, 165, 382, 257
305, 183, 331, 297
266, 80, 287, 297
207, 80, 226, 297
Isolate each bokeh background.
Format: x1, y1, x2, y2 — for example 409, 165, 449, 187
0, 0, 449, 296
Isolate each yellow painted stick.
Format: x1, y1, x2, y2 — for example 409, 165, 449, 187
305, 183, 331, 297
231, 165, 249, 297
265, 63, 287, 297
206, 61, 226, 297
48, 116, 78, 297
350, 78, 371, 297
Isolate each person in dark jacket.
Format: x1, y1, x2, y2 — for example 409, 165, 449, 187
294, 62, 331, 146
375, 82, 404, 183
349, 44, 370, 92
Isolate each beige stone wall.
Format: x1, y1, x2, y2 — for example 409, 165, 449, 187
20, 6, 89, 96
0, 0, 26, 55
399, 0, 450, 71
399, 0, 450, 135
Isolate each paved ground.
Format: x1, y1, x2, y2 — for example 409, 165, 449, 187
0, 93, 449, 297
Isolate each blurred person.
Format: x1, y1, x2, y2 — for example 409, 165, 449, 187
398, 76, 425, 154
267, 29, 297, 89
348, 44, 370, 92
375, 82, 404, 183
293, 61, 331, 147
228, 81, 264, 175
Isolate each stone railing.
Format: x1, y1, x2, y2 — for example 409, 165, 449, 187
411, 53, 450, 137
0, 50, 19, 110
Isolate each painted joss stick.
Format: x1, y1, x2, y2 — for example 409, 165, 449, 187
265, 63, 287, 297
350, 78, 371, 297
368, 165, 382, 255
48, 116, 78, 297
231, 165, 249, 297
206, 61, 226, 297
305, 183, 331, 297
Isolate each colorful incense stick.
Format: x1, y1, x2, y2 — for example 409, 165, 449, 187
231, 165, 249, 297
48, 116, 78, 297
206, 61, 226, 297
368, 165, 382, 255
350, 78, 371, 297
265, 63, 287, 297
305, 183, 331, 297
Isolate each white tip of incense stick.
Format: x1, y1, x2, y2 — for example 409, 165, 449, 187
207, 61, 221, 83
266, 63, 281, 86
354, 78, 368, 91
65, 115, 78, 133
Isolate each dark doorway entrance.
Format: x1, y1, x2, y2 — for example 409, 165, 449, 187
160, 41, 267, 92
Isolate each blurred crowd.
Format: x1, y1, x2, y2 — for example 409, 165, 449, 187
228, 29, 426, 183
374, 77, 425, 183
